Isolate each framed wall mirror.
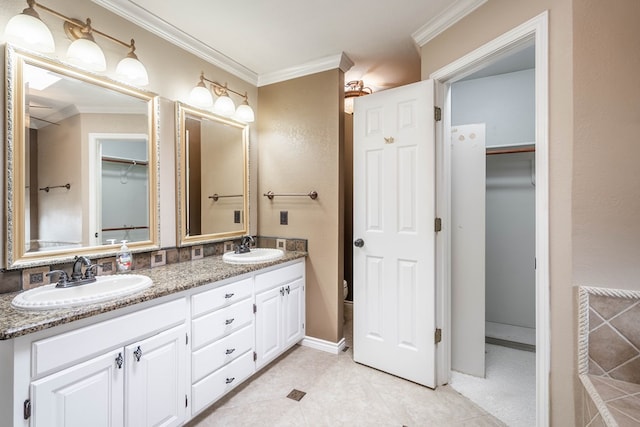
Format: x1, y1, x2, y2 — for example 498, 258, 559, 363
5, 45, 160, 268
175, 102, 248, 246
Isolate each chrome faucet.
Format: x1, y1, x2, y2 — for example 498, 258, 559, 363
48, 256, 98, 288
235, 235, 255, 254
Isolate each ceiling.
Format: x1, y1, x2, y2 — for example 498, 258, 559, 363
94, 0, 488, 90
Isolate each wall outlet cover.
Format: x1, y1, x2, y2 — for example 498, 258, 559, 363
224, 241, 234, 252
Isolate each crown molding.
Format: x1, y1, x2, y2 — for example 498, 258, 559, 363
412, 0, 487, 48
257, 52, 354, 87
92, 0, 258, 85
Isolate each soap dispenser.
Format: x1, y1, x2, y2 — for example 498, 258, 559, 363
116, 240, 132, 273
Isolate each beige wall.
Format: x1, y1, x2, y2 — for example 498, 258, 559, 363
572, 0, 640, 287
257, 70, 344, 343
422, 0, 640, 425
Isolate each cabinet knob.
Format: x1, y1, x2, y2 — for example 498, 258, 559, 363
225, 318, 235, 325
225, 348, 235, 355
225, 377, 235, 384
133, 346, 142, 362
280, 287, 285, 296
286, 285, 291, 295
115, 352, 123, 369
354, 238, 364, 248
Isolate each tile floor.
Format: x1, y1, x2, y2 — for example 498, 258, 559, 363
187, 313, 505, 426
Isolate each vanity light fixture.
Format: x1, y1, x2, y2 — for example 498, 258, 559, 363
344, 80, 373, 114
189, 72, 255, 122
3, 0, 149, 86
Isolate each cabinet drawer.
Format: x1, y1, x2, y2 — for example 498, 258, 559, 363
32, 298, 186, 378
254, 261, 304, 293
192, 324, 253, 383
191, 350, 255, 415
191, 299, 253, 350
192, 277, 253, 318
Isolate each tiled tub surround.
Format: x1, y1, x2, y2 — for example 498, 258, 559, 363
0, 247, 306, 340
578, 286, 640, 426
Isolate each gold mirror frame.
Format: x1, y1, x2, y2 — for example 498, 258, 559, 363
175, 102, 249, 246
5, 45, 160, 269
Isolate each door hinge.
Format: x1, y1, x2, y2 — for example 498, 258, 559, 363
435, 217, 442, 232
23, 399, 31, 420
435, 328, 442, 344
434, 106, 442, 122
253, 351, 257, 362
253, 303, 257, 314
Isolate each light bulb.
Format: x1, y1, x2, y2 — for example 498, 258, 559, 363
66, 38, 106, 72
4, 11, 55, 53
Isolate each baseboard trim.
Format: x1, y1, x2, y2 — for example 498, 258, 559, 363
300, 336, 346, 354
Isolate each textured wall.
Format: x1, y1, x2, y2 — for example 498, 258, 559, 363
257, 70, 344, 343
572, 0, 640, 289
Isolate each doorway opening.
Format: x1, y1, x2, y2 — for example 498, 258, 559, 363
448, 42, 536, 426
431, 11, 549, 426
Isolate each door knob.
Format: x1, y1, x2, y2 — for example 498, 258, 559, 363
354, 239, 364, 248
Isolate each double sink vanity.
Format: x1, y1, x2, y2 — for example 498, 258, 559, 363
1, 44, 307, 426
0, 249, 307, 426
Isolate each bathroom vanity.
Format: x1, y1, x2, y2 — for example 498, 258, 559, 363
0, 254, 306, 427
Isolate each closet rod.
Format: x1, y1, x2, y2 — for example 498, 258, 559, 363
102, 156, 149, 166
486, 146, 535, 156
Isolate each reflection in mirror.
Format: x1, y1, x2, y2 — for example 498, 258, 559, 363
5, 45, 159, 268
176, 102, 248, 246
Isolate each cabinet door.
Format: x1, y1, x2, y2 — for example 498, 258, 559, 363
31, 350, 124, 427
283, 278, 305, 348
125, 324, 187, 427
254, 286, 283, 369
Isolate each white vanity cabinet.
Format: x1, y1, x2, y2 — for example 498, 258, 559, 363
190, 276, 255, 415
255, 261, 305, 370
1, 257, 307, 426
27, 298, 188, 427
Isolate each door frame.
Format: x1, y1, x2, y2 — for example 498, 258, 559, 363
430, 11, 549, 426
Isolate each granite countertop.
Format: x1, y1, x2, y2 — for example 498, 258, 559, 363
0, 251, 306, 340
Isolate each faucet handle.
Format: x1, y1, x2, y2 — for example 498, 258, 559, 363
47, 270, 70, 287
84, 264, 99, 279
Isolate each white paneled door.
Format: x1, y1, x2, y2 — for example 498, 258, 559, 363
353, 80, 437, 388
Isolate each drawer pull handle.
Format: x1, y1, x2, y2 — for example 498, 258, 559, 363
115, 352, 123, 369
224, 293, 235, 299
133, 346, 142, 362
225, 348, 235, 355
225, 318, 235, 325
225, 377, 235, 384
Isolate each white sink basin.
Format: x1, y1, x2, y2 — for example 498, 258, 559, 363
12, 274, 153, 310
222, 248, 284, 264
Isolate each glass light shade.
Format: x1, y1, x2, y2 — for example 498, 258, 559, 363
66, 38, 106, 72
116, 56, 149, 86
214, 94, 235, 117
234, 103, 255, 123
189, 85, 213, 108
4, 13, 55, 53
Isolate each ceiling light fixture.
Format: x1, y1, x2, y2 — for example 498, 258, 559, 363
3, 0, 149, 86
189, 72, 255, 123
344, 80, 372, 114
